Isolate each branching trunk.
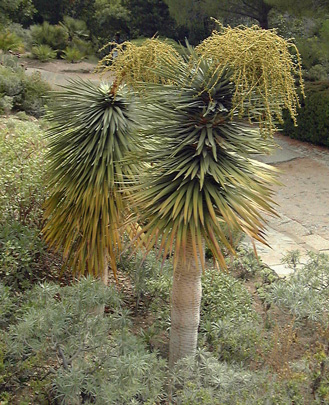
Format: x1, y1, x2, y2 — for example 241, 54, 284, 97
169, 235, 203, 367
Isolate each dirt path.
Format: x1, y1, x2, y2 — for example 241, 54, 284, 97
23, 58, 112, 87
252, 134, 329, 275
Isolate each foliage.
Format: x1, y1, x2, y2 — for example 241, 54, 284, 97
30, 0, 73, 24
0, 0, 35, 25
30, 21, 69, 51
282, 81, 329, 146
125, 0, 177, 39
31, 44, 57, 62
44, 79, 140, 278
119, 248, 173, 311
0, 60, 50, 117
0, 118, 49, 289
71, 36, 94, 56
266, 251, 329, 325
305, 64, 328, 81
61, 46, 85, 63
60, 15, 90, 40
19, 72, 51, 117
0, 96, 14, 115
199, 269, 262, 362
171, 350, 260, 404
121, 249, 264, 363
0, 284, 15, 327
2, 278, 166, 404
0, 30, 24, 52
231, 247, 264, 279
93, 0, 131, 41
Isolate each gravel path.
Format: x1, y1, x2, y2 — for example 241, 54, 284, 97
251, 134, 329, 276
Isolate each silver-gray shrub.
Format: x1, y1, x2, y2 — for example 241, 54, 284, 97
5, 278, 166, 404
266, 251, 329, 325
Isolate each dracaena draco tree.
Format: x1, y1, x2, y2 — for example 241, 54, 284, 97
98, 26, 304, 365
43, 80, 140, 284
44, 23, 303, 366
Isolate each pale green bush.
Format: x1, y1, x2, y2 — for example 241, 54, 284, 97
31, 44, 56, 62
0, 118, 48, 289
61, 46, 85, 63
30, 22, 68, 51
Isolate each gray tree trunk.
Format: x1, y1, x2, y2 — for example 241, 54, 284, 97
100, 250, 109, 286
91, 251, 108, 316
169, 235, 203, 367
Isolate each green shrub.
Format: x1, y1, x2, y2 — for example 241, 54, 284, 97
200, 269, 262, 362
61, 46, 85, 63
30, 22, 68, 51
31, 44, 56, 62
5, 23, 31, 48
60, 16, 90, 40
0, 95, 13, 115
0, 118, 48, 289
0, 65, 50, 117
266, 251, 329, 325
282, 81, 329, 147
0, 30, 24, 52
20, 72, 50, 117
0, 53, 22, 71
4, 278, 166, 404
0, 284, 14, 327
304, 64, 328, 81
72, 36, 94, 56
0, 65, 24, 96
0, 222, 46, 290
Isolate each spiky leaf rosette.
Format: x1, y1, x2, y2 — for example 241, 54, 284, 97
43, 79, 139, 277
195, 22, 304, 136
131, 57, 279, 270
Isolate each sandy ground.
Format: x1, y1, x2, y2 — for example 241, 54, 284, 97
22, 57, 112, 86
273, 157, 329, 239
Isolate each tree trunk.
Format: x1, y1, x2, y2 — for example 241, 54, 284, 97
169, 235, 203, 367
100, 250, 109, 286
91, 251, 108, 316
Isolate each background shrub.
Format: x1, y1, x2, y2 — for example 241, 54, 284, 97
0, 30, 24, 52
31, 44, 57, 62
30, 21, 68, 51
0, 118, 49, 289
282, 81, 329, 147
0, 63, 50, 117
61, 46, 85, 63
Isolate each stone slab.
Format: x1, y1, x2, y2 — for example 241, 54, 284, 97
301, 234, 329, 251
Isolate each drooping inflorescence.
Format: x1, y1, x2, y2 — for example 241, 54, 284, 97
97, 38, 183, 91
195, 21, 304, 135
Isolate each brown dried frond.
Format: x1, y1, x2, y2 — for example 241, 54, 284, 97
195, 21, 304, 136
96, 38, 183, 91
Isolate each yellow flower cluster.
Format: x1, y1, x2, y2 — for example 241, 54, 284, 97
97, 38, 182, 91
195, 21, 304, 135
98, 23, 304, 136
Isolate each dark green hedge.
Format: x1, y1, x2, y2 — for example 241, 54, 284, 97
282, 81, 329, 147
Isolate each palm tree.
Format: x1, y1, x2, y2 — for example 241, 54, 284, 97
130, 55, 278, 365
43, 79, 139, 283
